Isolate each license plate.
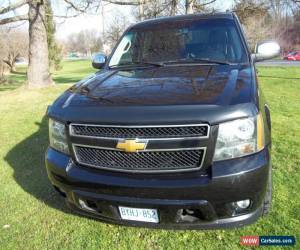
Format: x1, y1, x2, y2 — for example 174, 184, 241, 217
119, 206, 159, 223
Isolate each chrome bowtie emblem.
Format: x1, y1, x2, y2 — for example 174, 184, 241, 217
116, 139, 147, 153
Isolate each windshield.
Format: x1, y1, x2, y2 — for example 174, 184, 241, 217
109, 18, 248, 67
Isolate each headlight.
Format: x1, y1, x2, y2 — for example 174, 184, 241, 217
49, 118, 69, 154
213, 113, 264, 161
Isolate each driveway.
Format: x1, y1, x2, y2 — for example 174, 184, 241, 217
256, 60, 300, 66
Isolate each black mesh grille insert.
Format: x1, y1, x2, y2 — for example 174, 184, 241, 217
70, 124, 209, 139
74, 146, 205, 172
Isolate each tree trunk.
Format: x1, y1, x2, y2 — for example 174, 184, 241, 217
185, 0, 194, 14
27, 0, 53, 88
3, 53, 17, 73
11, 64, 16, 72
0, 61, 10, 79
170, 0, 177, 16
139, 0, 144, 21
0, 63, 4, 80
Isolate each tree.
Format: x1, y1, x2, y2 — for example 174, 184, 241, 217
277, 10, 300, 50
66, 29, 103, 56
134, 0, 181, 18
185, 0, 194, 14
104, 14, 129, 49
185, 0, 217, 14
0, 0, 94, 88
292, 0, 300, 6
102, 0, 144, 20
45, 0, 62, 71
103, 0, 216, 19
233, 0, 269, 23
27, 0, 54, 88
266, 0, 299, 22
0, 0, 53, 87
233, 0, 270, 49
0, 29, 28, 73
0, 34, 10, 79
232, 0, 300, 50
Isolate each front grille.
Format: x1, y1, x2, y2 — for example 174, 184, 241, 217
74, 145, 205, 172
70, 124, 209, 139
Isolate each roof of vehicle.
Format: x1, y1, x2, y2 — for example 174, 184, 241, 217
131, 12, 235, 29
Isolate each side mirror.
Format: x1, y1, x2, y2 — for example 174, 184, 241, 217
92, 53, 107, 69
252, 41, 280, 62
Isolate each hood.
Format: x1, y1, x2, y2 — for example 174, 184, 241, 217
49, 64, 258, 125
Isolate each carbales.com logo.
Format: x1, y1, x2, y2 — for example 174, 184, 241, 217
240, 236, 296, 247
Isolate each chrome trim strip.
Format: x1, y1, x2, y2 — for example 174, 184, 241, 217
69, 123, 210, 140
72, 144, 207, 173
70, 134, 208, 141
72, 143, 206, 152
70, 123, 209, 128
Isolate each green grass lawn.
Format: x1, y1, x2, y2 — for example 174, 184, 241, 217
0, 60, 96, 92
0, 61, 299, 249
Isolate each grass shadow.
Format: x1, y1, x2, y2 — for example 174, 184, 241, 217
0, 70, 27, 91
11, 71, 27, 75
4, 115, 71, 213
0, 84, 22, 92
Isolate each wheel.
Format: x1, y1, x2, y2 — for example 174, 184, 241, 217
262, 166, 272, 216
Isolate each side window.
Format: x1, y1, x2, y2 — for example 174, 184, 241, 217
119, 45, 133, 64
229, 26, 243, 61
109, 33, 134, 66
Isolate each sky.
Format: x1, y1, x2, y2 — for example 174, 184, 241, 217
1, 0, 234, 40
54, 3, 134, 40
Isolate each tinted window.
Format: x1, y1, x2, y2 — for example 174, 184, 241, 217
109, 18, 247, 66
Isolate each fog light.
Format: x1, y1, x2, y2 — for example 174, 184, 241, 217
235, 199, 251, 209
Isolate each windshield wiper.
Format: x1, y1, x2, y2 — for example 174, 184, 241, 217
163, 58, 232, 65
110, 61, 164, 68
109, 58, 231, 68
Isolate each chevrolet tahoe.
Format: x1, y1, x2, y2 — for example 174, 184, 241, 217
45, 12, 280, 229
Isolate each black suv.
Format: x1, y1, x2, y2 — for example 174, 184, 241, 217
46, 13, 279, 229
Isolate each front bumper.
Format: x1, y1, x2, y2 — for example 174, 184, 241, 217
45, 146, 271, 229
